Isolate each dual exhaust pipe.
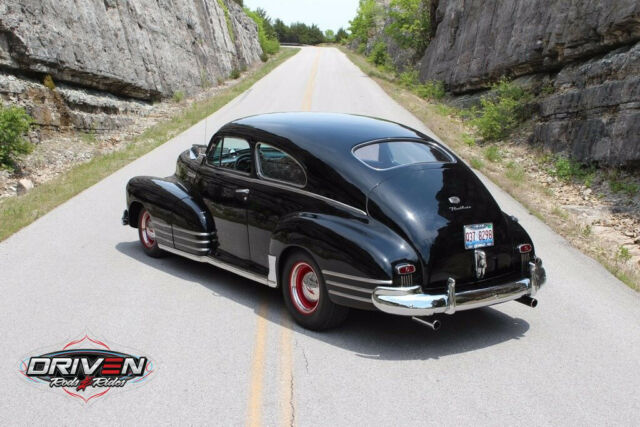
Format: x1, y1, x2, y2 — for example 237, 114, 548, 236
412, 295, 538, 331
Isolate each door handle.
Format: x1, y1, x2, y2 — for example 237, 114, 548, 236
235, 188, 250, 194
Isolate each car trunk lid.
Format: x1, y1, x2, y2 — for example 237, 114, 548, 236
367, 163, 519, 290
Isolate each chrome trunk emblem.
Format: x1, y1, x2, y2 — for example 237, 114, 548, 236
448, 196, 461, 204
474, 249, 487, 279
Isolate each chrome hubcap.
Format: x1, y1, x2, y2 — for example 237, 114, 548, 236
301, 271, 319, 303
141, 211, 156, 247
289, 262, 320, 314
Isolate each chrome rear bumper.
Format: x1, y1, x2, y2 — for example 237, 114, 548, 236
372, 259, 545, 316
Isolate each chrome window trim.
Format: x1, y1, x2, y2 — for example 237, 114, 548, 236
351, 137, 456, 171
205, 136, 252, 176
328, 290, 372, 303
209, 168, 367, 217
326, 280, 374, 294
255, 142, 308, 188
322, 270, 392, 285
158, 244, 276, 288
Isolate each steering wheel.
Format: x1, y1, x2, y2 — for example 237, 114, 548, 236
234, 154, 251, 173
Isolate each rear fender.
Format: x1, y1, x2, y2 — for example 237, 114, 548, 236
269, 213, 418, 308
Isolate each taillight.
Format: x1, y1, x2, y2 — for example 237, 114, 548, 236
395, 263, 416, 275
518, 243, 532, 253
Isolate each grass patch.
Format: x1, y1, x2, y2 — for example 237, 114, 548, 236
470, 157, 484, 170
415, 80, 445, 100
434, 104, 455, 116
0, 48, 299, 241
172, 90, 185, 103
609, 177, 639, 197
461, 133, 475, 147
484, 145, 502, 163
80, 130, 97, 144
468, 78, 530, 141
551, 207, 569, 220
505, 161, 525, 183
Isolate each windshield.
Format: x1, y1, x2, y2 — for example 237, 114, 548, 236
353, 140, 452, 170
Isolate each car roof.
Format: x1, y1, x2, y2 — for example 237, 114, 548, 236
229, 112, 425, 152
218, 112, 439, 212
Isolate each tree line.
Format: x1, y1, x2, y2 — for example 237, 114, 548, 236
247, 7, 348, 47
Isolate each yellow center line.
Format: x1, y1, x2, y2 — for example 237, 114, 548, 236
246, 48, 322, 427
280, 312, 294, 426
301, 50, 322, 112
247, 302, 269, 427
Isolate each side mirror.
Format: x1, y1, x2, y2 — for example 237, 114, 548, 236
190, 144, 207, 161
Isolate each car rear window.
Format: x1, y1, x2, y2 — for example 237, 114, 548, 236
353, 141, 452, 170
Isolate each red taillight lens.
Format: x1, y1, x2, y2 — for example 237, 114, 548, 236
395, 264, 416, 275
518, 244, 532, 253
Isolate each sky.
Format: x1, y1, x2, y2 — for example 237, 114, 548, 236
243, 0, 360, 33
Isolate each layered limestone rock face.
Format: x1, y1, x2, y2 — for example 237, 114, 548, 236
0, 0, 262, 101
535, 42, 640, 166
419, 0, 640, 166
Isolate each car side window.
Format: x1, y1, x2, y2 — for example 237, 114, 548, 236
207, 139, 223, 165
207, 136, 252, 174
256, 143, 306, 187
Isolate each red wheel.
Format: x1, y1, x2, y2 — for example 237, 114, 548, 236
137, 208, 164, 258
282, 251, 348, 330
139, 210, 156, 249
289, 262, 320, 314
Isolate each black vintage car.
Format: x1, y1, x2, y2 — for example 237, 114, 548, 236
122, 112, 545, 331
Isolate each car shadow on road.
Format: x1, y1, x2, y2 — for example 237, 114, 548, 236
116, 241, 530, 361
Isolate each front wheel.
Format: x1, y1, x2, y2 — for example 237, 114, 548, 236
282, 251, 348, 330
138, 208, 165, 258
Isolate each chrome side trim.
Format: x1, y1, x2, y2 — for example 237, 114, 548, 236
172, 224, 214, 237
158, 244, 274, 287
172, 234, 211, 245
267, 255, 277, 287
328, 290, 372, 303
322, 270, 392, 285
210, 168, 367, 217
174, 243, 209, 254
153, 221, 171, 231
326, 280, 373, 294
154, 228, 173, 238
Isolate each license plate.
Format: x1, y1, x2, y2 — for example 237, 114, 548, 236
464, 223, 494, 249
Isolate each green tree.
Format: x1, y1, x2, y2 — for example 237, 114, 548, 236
349, 0, 380, 43
324, 29, 335, 42
274, 18, 289, 42
244, 7, 280, 54
385, 0, 430, 55
335, 27, 349, 43
0, 105, 33, 171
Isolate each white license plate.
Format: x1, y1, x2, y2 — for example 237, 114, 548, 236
464, 223, 494, 249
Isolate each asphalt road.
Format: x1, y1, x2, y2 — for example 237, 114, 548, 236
1, 47, 639, 426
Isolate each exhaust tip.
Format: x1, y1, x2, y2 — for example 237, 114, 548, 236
412, 316, 441, 331
516, 296, 538, 308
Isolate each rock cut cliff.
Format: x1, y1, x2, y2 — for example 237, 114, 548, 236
419, 0, 640, 166
0, 0, 263, 101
